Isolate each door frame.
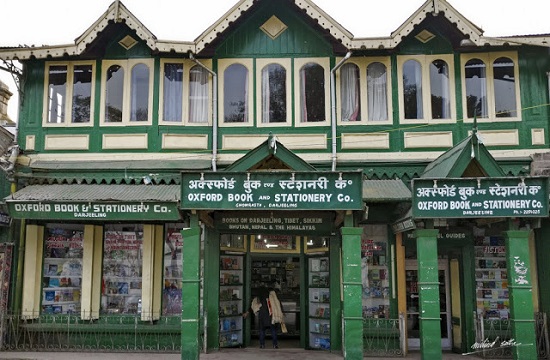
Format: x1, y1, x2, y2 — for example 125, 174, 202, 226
405, 258, 452, 350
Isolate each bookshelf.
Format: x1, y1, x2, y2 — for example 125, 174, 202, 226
308, 256, 330, 350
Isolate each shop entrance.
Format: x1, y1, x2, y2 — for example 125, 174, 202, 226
405, 259, 451, 350
249, 254, 301, 348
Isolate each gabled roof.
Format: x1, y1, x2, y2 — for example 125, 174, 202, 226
225, 134, 317, 172
421, 130, 506, 179
0, 0, 549, 61
195, 0, 354, 53
0, 1, 194, 60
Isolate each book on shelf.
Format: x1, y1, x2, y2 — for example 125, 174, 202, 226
311, 259, 320, 272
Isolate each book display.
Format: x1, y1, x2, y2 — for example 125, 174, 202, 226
308, 256, 330, 350
101, 227, 143, 314
361, 238, 389, 318
42, 225, 84, 315
163, 224, 184, 315
475, 236, 509, 319
360, 225, 390, 319
219, 254, 243, 347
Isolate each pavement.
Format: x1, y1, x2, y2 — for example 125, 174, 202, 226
0, 349, 508, 360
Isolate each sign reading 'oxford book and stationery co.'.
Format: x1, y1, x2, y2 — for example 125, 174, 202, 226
181, 171, 363, 210
412, 177, 549, 219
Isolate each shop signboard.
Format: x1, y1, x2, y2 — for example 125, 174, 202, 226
214, 211, 334, 235
181, 171, 363, 210
412, 177, 549, 219
6, 201, 181, 221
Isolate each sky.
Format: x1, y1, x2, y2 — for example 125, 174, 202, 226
0, 0, 548, 122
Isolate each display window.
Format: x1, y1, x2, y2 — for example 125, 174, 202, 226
220, 234, 247, 252
361, 225, 390, 318
474, 234, 509, 319
42, 224, 84, 315
101, 224, 143, 314
250, 234, 300, 253
163, 223, 184, 315
305, 236, 329, 253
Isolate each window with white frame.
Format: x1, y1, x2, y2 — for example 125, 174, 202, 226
44, 62, 95, 126
159, 60, 211, 125
338, 58, 392, 124
100, 59, 154, 125
223, 63, 249, 123
397, 55, 455, 123
462, 52, 520, 121
299, 62, 326, 123
256, 58, 291, 126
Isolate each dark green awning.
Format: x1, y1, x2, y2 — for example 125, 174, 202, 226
363, 180, 411, 202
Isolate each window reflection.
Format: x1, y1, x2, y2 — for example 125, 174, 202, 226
72, 65, 92, 123
105, 65, 124, 122
430, 60, 451, 119
493, 57, 517, 118
224, 64, 248, 123
403, 60, 423, 119
47, 65, 67, 124
261, 63, 286, 123
300, 63, 325, 122
130, 63, 149, 122
464, 59, 488, 118
163, 63, 183, 122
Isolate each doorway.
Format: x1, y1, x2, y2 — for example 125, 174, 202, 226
249, 254, 301, 348
405, 259, 452, 350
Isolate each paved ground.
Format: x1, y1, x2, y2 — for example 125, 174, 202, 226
0, 349, 507, 360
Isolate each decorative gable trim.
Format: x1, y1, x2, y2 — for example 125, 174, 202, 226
195, 0, 353, 53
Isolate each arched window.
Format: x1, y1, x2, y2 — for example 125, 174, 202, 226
367, 62, 388, 121
130, 63, 150, 122
261, 63, 286, 123
403, 60, 423, 119
464, 59, 488, 118
430, 60, 451, 119
300, 63, 325, 122
340, 63, 360, 122
224, 64, 248, 123
189, 65, 209, 123
493, 57, 517, 118
105, 64, 124, 123
162, 62, 183, 122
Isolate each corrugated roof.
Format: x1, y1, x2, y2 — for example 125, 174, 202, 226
363, 180, 411, 202
6, 184, 180, 202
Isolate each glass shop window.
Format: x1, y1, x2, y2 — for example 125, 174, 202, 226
42, 224, 84, 315
163, 223, 184, 315
361, 224, 390, 318
101, 224, 143, 314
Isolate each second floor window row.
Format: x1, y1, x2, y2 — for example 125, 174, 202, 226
43, 53, 521, 127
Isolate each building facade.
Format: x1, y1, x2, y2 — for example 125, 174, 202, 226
0, 0, 549, 359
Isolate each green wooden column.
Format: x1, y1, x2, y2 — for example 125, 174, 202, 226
181, 214, 200, 360
341, 226, 363, 360
504, 230, 537, 360
415, 229, 442, 360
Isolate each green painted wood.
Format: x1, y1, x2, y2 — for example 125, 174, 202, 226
181, 214, 201, 360
204, 228, 221, 351
535, 222, 550, 331
215, 0, 332, 58
415, 228, 442, 360
504, 230, 537, 360
329, 235, 342, 351
341, 226, 363, 360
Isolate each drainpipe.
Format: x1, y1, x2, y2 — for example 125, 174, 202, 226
330, 52, 352, 172
190, 53, 218, 172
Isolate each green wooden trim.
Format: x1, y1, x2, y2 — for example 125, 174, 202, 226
181, 214, 200, 360
205, 227, 220, 351
329, 235, 342, 351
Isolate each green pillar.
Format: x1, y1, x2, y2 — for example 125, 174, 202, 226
504, 230, 537, 360
341, 226, 363, 360
415, 229, 442, 360
181, 214, 200, 360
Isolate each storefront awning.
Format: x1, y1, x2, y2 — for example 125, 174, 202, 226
363, 180, 411, 202
5, 184, 181, 221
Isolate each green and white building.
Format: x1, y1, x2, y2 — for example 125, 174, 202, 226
1, 0, 550, 359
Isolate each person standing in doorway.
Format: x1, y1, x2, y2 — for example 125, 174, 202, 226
243, 286, 284, 349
